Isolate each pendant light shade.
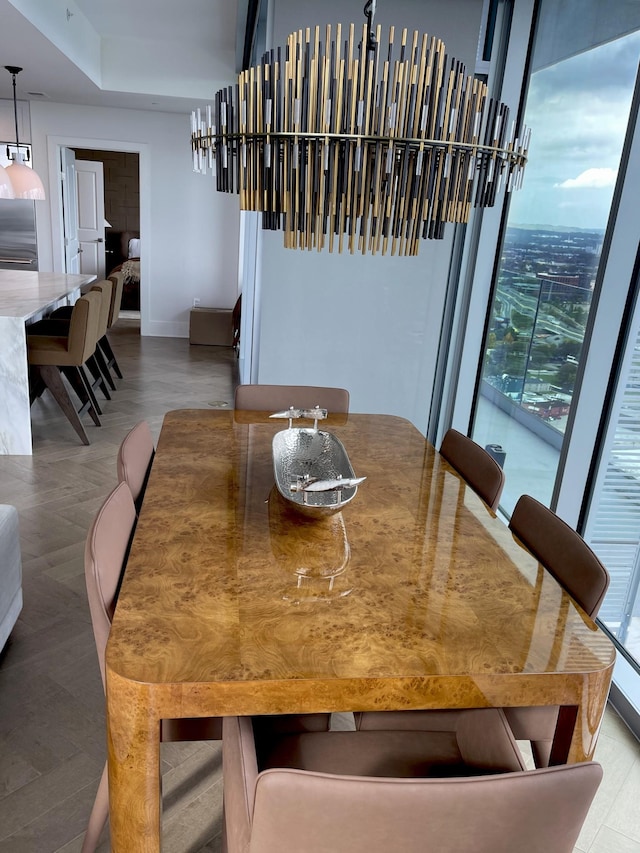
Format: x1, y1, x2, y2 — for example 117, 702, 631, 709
0, 164, 15, 199
4, 150, 46, 200
4, 65, 46, 201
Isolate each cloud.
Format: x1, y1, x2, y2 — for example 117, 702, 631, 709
555, 168, 618, 189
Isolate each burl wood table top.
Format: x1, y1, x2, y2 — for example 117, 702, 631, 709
106, 409, 614, 718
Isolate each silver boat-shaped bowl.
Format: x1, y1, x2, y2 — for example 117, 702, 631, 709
272, 427, 362, 517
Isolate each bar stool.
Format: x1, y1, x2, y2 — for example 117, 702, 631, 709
101, 271, 124, 379
48, 280, 116, 397
27, 291, 102, 445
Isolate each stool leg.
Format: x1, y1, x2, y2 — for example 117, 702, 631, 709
36, 365, 90, 445
93, 345, 117, 391
85, 356, 112, 400
61, 367, 102, 426
99, 336, 123, 379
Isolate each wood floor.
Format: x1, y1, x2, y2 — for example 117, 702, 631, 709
0, 318, 639, 852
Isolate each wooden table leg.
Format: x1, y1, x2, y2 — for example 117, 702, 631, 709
557, 667, 614, 765
107, 668, 162, 852
549, 705, 579, 765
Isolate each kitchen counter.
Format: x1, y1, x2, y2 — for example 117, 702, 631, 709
0, 270, 97, 454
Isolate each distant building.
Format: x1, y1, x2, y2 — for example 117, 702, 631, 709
537, 272, 590, 301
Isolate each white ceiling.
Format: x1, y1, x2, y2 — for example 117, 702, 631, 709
0, 0, 244, 114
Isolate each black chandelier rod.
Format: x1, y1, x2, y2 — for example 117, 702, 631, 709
5, 65, 23, 159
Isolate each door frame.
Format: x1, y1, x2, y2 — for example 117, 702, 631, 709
46, 135, 149, 332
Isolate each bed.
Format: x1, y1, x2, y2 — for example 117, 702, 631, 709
107, 232, 140, 311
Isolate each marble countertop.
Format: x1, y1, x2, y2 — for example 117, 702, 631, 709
0, 270, 97, 321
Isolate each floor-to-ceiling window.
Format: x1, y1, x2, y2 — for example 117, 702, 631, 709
470, 0, 640, 514
587, 319, 640, 661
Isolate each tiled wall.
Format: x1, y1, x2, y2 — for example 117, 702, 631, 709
72, 148, 139, 233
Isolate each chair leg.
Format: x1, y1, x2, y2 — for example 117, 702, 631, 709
61, 367, 102, 426
85, 355, 112, 400
81, 762, 109, 853
99, 335, 123, 379
36, 365, 90, 445
531, 739, 553, 768
93, 344, 117, 391
28, 366, 46, 402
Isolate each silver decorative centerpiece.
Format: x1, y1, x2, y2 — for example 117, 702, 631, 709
271, 407, 365, 517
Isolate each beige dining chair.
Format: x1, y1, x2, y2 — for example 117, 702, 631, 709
102, 271, 125, 379
222, 710, 601, 853
504, 494, 611, 767
116, 420, 155, 511
234, 384, 350, 413
27, 291, 103, 445
439, 428, 505, 511
49, 280, 116, 396
82, 481, 223, 852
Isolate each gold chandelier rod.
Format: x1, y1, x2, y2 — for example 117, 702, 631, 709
191, 20, 529, 256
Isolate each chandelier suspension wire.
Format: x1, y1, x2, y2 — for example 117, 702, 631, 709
191, 6, 529, 256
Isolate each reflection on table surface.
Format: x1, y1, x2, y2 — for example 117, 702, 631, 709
109, 409, 614, 694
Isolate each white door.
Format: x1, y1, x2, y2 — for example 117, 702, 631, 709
60, 147, 80, 274
76, 160, 106, 279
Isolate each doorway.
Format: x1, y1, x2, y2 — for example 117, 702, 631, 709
72, 148, 141, 320
48, 135, 148, 334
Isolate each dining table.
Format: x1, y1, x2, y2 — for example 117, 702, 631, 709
105, 408, 616, 851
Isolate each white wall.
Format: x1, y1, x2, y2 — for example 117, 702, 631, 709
29, 100, 240, 337
253, 0, 483, 431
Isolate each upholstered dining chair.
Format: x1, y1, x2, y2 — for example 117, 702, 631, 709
222, 710, 601, 853
504, 494, 611, 767
102, 271, 125, 379
439, 428, 505, 511
116, 420, 155, 512
82, 481, 223, 853
234, 384, 350, 413
27, 291, 102, 445
49, 280, 116, 396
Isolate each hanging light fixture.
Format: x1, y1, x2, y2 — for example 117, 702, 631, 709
191, 2, 529, 256
4, 66, 46, 200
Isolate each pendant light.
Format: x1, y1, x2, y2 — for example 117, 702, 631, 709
190, 1, 529, 256
4, 66, 46, 200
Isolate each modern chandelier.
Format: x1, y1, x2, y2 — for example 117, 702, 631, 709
191, 2, 529, 256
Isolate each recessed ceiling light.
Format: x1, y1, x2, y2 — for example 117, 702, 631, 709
27, 91, 47, 98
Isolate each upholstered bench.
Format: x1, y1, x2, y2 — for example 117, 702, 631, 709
0, 505, 23, 652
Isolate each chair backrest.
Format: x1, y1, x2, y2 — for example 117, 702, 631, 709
67, 291, 102, 365
439, 428, 505, 511
235, 384, 350, 413
117, 421, 155, 509
509, 494, 610, 618
84, 482, 137, 688
90, 280, 113, 338
107, 272, 124, 328
248, 760, 602, 853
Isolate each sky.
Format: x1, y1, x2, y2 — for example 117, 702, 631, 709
508, 26, 640, 231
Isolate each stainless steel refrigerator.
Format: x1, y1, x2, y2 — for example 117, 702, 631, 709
0, 199, 38, 270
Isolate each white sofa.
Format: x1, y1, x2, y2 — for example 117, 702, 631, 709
0, 505, 22, 652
